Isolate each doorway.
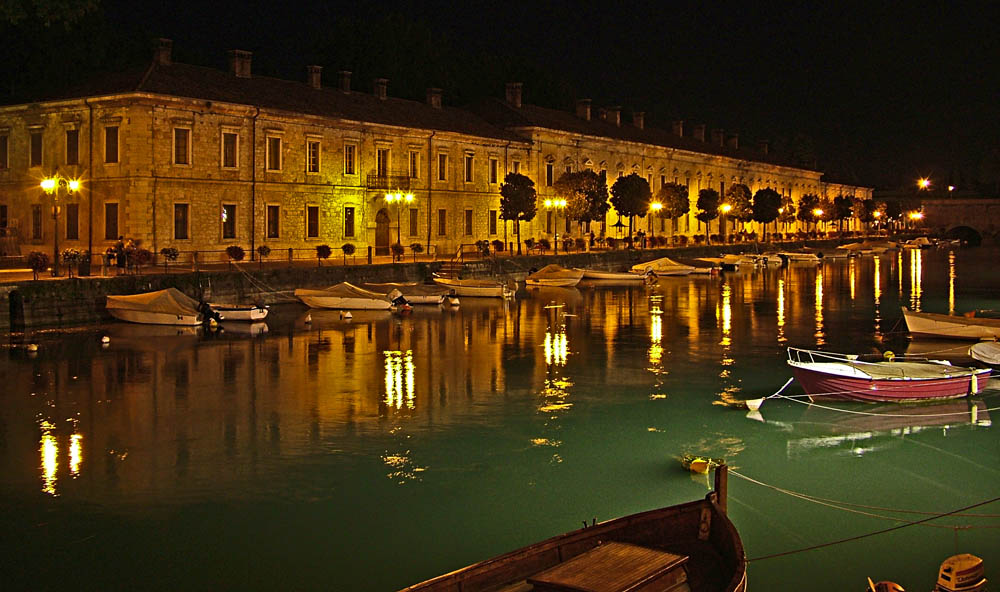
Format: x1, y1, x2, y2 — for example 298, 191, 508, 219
375, 209, 390, 256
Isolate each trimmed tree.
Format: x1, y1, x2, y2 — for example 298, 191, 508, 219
856, 198, 878, 232
499, 173, 537, 255
724, 183, 753, 233
695, 188, 721, 243
751, 188, 782, 241
778, 194, 797, 234
316, 244, 332, 266
554, 169, 610, 232
797, 194, 820, 231
657, 182, 690, 235
832, 195, 855, 234
341, 243, 356, 265
609, 173, 651, 238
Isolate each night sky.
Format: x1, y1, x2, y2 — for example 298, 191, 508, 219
4, 0, 998, 191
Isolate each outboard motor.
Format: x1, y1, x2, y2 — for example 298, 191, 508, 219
198, 301, 223, 324
391, 294, 412, 312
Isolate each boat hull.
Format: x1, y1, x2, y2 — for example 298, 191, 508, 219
577, 269, 646, 281
526, 277, 582, 287
903, 308, 1000, 340
108, 308, 202, 326
209, 304, 268, 321
433, 277, 508, 298
790, 365, 991, 403
296, 294, 392, 310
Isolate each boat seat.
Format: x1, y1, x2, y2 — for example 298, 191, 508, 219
527, 541, 690, 592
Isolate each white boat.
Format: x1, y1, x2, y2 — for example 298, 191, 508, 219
902, 308, 1000, 340
106, 288, 203, 326
526, 264, 585, 287
970, 341, 1000, 366
362, 282, 453, 305
294, 282, 406, 310
778, 251, 821, 262
629, 256, 695, 276
575, 268, 646, 281
209, 302, 269, 321
433, 276, 513, 298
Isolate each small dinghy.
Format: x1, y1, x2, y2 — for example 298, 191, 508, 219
969, 341, 1000, 366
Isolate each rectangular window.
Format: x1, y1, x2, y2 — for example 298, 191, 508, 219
464, 209, 473, 235
408, 151, 419, 178
344, 144, 356, 175
545, 163, 554, 186
104, 126, 119, 163
660, 174, 666, 188
174, 203, 189, 240
66, 129, 79, 165
437, 153, 448, 181
222, 204, 237, 239
512, 161, 520, 175
376, 147, 389, 177
173, 128, 190, 165
344, 206, 355, 238
464, 155, 473, 183
222, 132, 238, 168
489, 210, 497, 235
32, 204, 42, 239
306, 139, 320, 173
65, 203, 79, 240
408, 208, 418, 237
489, 158, 498, 184
306, 205, 320, 238
266, 205, 280, 238
30, 131, 42, 167
0, 204, 6, 228
437, 209, 447, 236
104, 203, 118, 240
546, 210, 553, 234
266, 136, 281, 171
0, 133, 7, 168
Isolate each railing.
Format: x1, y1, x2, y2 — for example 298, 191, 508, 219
365, 171, 413, 191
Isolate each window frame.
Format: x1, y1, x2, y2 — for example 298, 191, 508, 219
172, 127, 192, 166
464, 209, 473, 236
104, 202, 119, 240
545, 163, 554, 186
221, 129, 239, 169
221, 203, 237, 240
29, 130, 43, 168
31, 204, 42, 239
437, 153, 448, 181
376, 147, 390, 177
343, 143, 357, 175
408, 150, 420, 179
306, 204, 320, 238
489, 157, 499, 184
0, 132, 8, 169
266, 204, 280, 239
65, 203, 79, 240
173, 202, 190, 240
65, 128, 79, 166
464, 154, 474, 183
408, 207, 418, 237
489, 209, 497, 235
104, 125, 119, 164
306, 138, 321, 174
265, 136, 282, 172
344, 206, 356, 238
437, 208, 447, 236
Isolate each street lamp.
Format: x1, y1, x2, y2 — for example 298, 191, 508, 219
544, 198, 567, 253
40, 175, 80, 277
917, 178, 931, 191
384, 192, 414, 255
650, 202, 663, 237
812, 208, 824, 233
719, 203, 732, 241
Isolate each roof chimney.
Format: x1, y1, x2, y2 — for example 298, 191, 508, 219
505, 82, 522, 108
575, 99, 592, 121
672, 120, 684, 137
632, 111, 644, 130
693, 124, 706, 142
711, 128, 725, 147
228, 49, 252, 78
154, 38, 172, 66
726, 132, 738, 150
306, 65, 322, 89
338, 70, 352, 93
607, 106, 621, 127
374, 78, 388, 100
426, 88, 442, 109
758, 140, 769, 155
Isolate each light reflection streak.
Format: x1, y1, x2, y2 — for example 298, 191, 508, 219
649, 306, 663, 367
383, 350, 415, 410
873, 256, 882, 337
948, 251, 956, 315
39, 419, 58, 496
898, 251, 903, 296
814, 268, 824, 345
69, 433, 83, 478
909, 249, 922, 311
719, 283, 732, 347
776, 278, 786, 343
544, 329, 568, 366
849, 258, 856, 300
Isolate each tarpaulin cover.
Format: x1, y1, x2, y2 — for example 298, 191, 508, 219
105, 288, 201, 315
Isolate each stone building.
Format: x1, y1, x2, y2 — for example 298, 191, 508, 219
0, 39, 870, 264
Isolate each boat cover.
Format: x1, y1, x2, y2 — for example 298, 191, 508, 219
363, 282, 450, 297
970, 342, 1000, 366
845, 360, 977, 380
105, 288, 201, 315
295, 282, 391, 301
528, 264, 583, 280
630, 257, 694, 273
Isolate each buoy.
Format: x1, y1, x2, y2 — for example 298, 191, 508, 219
101, 336, 111, 344
26, 343, 38, 352
343, 311, 353, 320
971, 373, 978, 394
745, 398, 764, 411
304, 313, 312, 324
883, 350, 895, 361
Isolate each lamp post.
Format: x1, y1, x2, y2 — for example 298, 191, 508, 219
719, 203, 732, 242
385, 192, 414, 258
812, 208, 824, 233
40, 175, 80, 277
544, 198, 566, 254
917, 177, 931, 191
650, 202, 663, 238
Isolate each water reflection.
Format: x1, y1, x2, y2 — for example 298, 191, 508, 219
949, 251, 956, 315
814, 267, 824, 345
909, 248, 923, 311
39, 419, 58, 495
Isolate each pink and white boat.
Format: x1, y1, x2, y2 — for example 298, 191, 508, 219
786, 347, 992, 403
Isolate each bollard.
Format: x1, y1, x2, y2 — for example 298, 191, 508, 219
367, 246, 373, 265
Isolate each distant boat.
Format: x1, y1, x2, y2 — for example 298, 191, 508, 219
362, 282, 453, 305
778, 250, 821, 262
970, 341, 1000, 366
575, 268, 647, 281
400, 465, 746, 592
106, 288, 203, 326
630, 256, 695, 276
294, 282, 406, 310
526, 264, 584, 287
209, 302, 269, 321
432, 276, 513, 298
902, 308, 1000, 340
786, 347, 992, 403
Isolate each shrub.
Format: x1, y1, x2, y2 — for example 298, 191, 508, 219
134, 248, 153, 268
524, 238, 535, 251
27, 251, 49, 280
563, 237, 574, 252
410, 242, 424, 262
390, 243, 405, 260
606, 237, 618, 249
677, 235, 689, 246
491, 239, 504, 253
575, 237, 586, 251
340, 243, 356, 265
536, 238, 550, 251
316, 244, 332, 266
226, 245, 246, 261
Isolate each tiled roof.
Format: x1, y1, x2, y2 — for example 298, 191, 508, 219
469, 98, 817, 173
35, 61, 527, 143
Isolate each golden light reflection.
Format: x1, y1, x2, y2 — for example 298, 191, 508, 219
69, 433, 83, 478
874, 256, 881, 304
649, 306, 663, 366
383, 350, 415, 410
948, 251, 956, 315
909, 249, 922, 311
898, 251, 903, 295
849, 258, 856, 300
381, 451, 426, 483
776, 278, 786, 343
544, 329, 568, 366
814, 268, 825, 345
719, 283, 732, 347
39, 419, 58, 496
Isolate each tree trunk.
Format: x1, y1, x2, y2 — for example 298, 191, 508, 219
515, 221, 522, 255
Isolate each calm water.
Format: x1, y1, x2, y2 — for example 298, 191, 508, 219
1, 248, 998, 591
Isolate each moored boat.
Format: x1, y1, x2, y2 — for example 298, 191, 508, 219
106, 288, 203, 326
575, 267, 647, 281
778, 250, 821, 262
903, 308, 1000, 340
786, 347, 992, 403
526, 264, 585, 287
630, 256, 695, 276
362, 282, 453, 305
399, 465, 746, 592
432, 276, 513, 298
209, 302, 269, 321
294, 282, 406, 310
970, 341, 1000, 366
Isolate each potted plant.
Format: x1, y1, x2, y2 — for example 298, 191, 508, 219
27, 251, 50, 280
160, 247, 179, 271
61, 248, 81, 277
537, 238, 550, 252
316, 244, 332, 266
226, 245, 246, 269
134, 248, 153, 273
410, 242, 423, 262
563, 237, 574, 252
340, 243, 355, 265
524, 238, 535, 253
256, 245, 271, 270
390, 243, 404, 261
491, 239, 504, 253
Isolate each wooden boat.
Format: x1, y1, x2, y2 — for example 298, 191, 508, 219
432, 276, 513, 298
630, 256, 695, 276
362, 282, 453, 305
294, 282, 406, 310
902, 308, 1000, 340
778, 250, 821, 263
400, 465, 746, 592
526, 264, 585, 287
209, 302, 269, 321
575, 267, 647, 281
786, 347, 992, 403
676, 257, 721, 274
106, 288, 203, 326
970, 341, 1000, 366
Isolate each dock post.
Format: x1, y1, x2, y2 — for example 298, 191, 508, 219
714, 464, 728, 515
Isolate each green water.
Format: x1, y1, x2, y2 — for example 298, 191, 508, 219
1, 248, 997, 591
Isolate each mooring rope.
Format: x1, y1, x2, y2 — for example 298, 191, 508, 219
771, 388, 1000, 418
729, 469, 1000, 561
233, 263, 299, 302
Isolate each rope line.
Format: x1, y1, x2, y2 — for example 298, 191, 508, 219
772, 391, 1000, 418
233, 263, 299, 302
